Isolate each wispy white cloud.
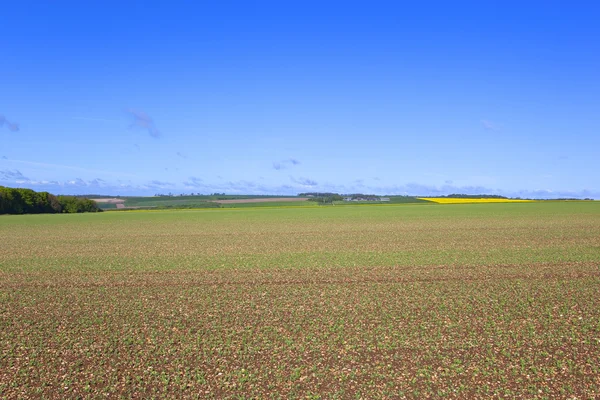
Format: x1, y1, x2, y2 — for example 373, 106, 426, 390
67, 178, 88, 186
10, 176, 104, 188
3, 170, 598, 199
0, 169, 28, 181
183, 176, 203, 187
3, 159, 138, 178
90, 178, 107, 185
273, 158, 300, 170
0, 114, 20, 132
511, 188, 598, 199
4, 175, 176, 195
290, 176, 318, 186
148, 180, 174, 188
182, 177, 297, 195
481, 119, 500, 132
127, 109, 160, 138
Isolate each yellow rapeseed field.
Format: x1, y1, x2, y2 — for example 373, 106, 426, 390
419, 197, 535, 204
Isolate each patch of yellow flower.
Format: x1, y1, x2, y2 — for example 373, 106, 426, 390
418, 197, 535, 204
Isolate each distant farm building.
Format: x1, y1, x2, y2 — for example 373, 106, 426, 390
344, 196, 389, 202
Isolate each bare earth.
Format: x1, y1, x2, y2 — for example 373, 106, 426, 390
92, 198, 125, 204
214, 197, 308, 204
1, 203, 599, 398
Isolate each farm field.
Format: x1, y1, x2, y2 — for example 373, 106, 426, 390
1, 202, 600, 398
92, 195, 312, 210
418, 197, 535, 204
122, 195, 308, 209
92, 195, 432, 210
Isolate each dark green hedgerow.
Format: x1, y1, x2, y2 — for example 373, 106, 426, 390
0, 186, 102, 214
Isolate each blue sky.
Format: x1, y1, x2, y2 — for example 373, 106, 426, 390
1, 1, 599, 198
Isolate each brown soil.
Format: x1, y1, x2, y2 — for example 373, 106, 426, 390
92, 198, 125, 204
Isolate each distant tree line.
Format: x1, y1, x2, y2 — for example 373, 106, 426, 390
0, 186, 102, 215
300, 192, 344, 204
553, 198, 594, 201
299, 192, 335, 197
155, 192, 204, 197
344, 194, 380, 201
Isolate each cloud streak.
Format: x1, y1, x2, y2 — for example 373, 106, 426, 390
481, 119, 500, 132
0, 115, 20, 132
182, 178, 297, 195
290, 176, 318, 186
127, 109, 160, 138
273, 158, 300, 170
0, 169, 28, 181
183, 176, 204, 187
3, 175, 156, 195
4, 158, 138, 178
3, 173, 597, 199
149, 180, 174, 188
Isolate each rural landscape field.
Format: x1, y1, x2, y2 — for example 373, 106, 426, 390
3, 2, 600, 399
1, 201, 599, 398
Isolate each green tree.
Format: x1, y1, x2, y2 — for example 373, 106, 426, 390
0, 186, 101, 214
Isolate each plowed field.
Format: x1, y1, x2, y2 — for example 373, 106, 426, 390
1, 202, 599, 398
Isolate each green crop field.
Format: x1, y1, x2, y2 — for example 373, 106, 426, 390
219, 201, 313, 208
1, 202, 599, 398
121, 195, 302, 207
